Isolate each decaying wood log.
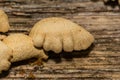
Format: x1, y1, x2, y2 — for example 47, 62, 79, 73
0, 0, 120, 79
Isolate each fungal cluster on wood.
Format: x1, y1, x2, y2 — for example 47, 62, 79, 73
0, 10, 94, 73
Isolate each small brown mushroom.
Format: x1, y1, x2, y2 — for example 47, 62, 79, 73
3, 34, 48, 63
0, 41, 12, 73
0, 10, 10, 32
29, 17, 94, 53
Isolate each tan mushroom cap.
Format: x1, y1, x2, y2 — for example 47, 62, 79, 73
3, 34, 48, 62
29, 17, 94, 53
0, 41, 12, 73
0, 10, 10, 32
119, 0, 120, 4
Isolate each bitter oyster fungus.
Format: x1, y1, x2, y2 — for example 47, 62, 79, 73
3, 34, 48, 62
29, 17, 94, 53
0, 10, 10, 32
0, 41, 12, 73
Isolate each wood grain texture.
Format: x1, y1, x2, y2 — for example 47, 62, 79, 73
0, 0, 120, 80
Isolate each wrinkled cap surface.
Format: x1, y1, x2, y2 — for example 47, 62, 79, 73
3, 34, 48, 62
29, 17, 94, 53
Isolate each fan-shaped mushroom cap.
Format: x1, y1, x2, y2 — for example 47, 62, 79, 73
3, 34, 48, 62
0, 41, 12, 73
29, 17, 94, 53
0, 10, 10, 32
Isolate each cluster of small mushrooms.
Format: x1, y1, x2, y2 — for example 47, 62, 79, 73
0, 10, 94, 73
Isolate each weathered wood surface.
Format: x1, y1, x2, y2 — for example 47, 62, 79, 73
0, 0, 120, 79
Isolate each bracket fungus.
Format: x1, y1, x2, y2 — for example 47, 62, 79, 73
3, 34, 48, 63
0, 10, 10, 32
29, 17, 94, 53
0, 41, 12, 73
